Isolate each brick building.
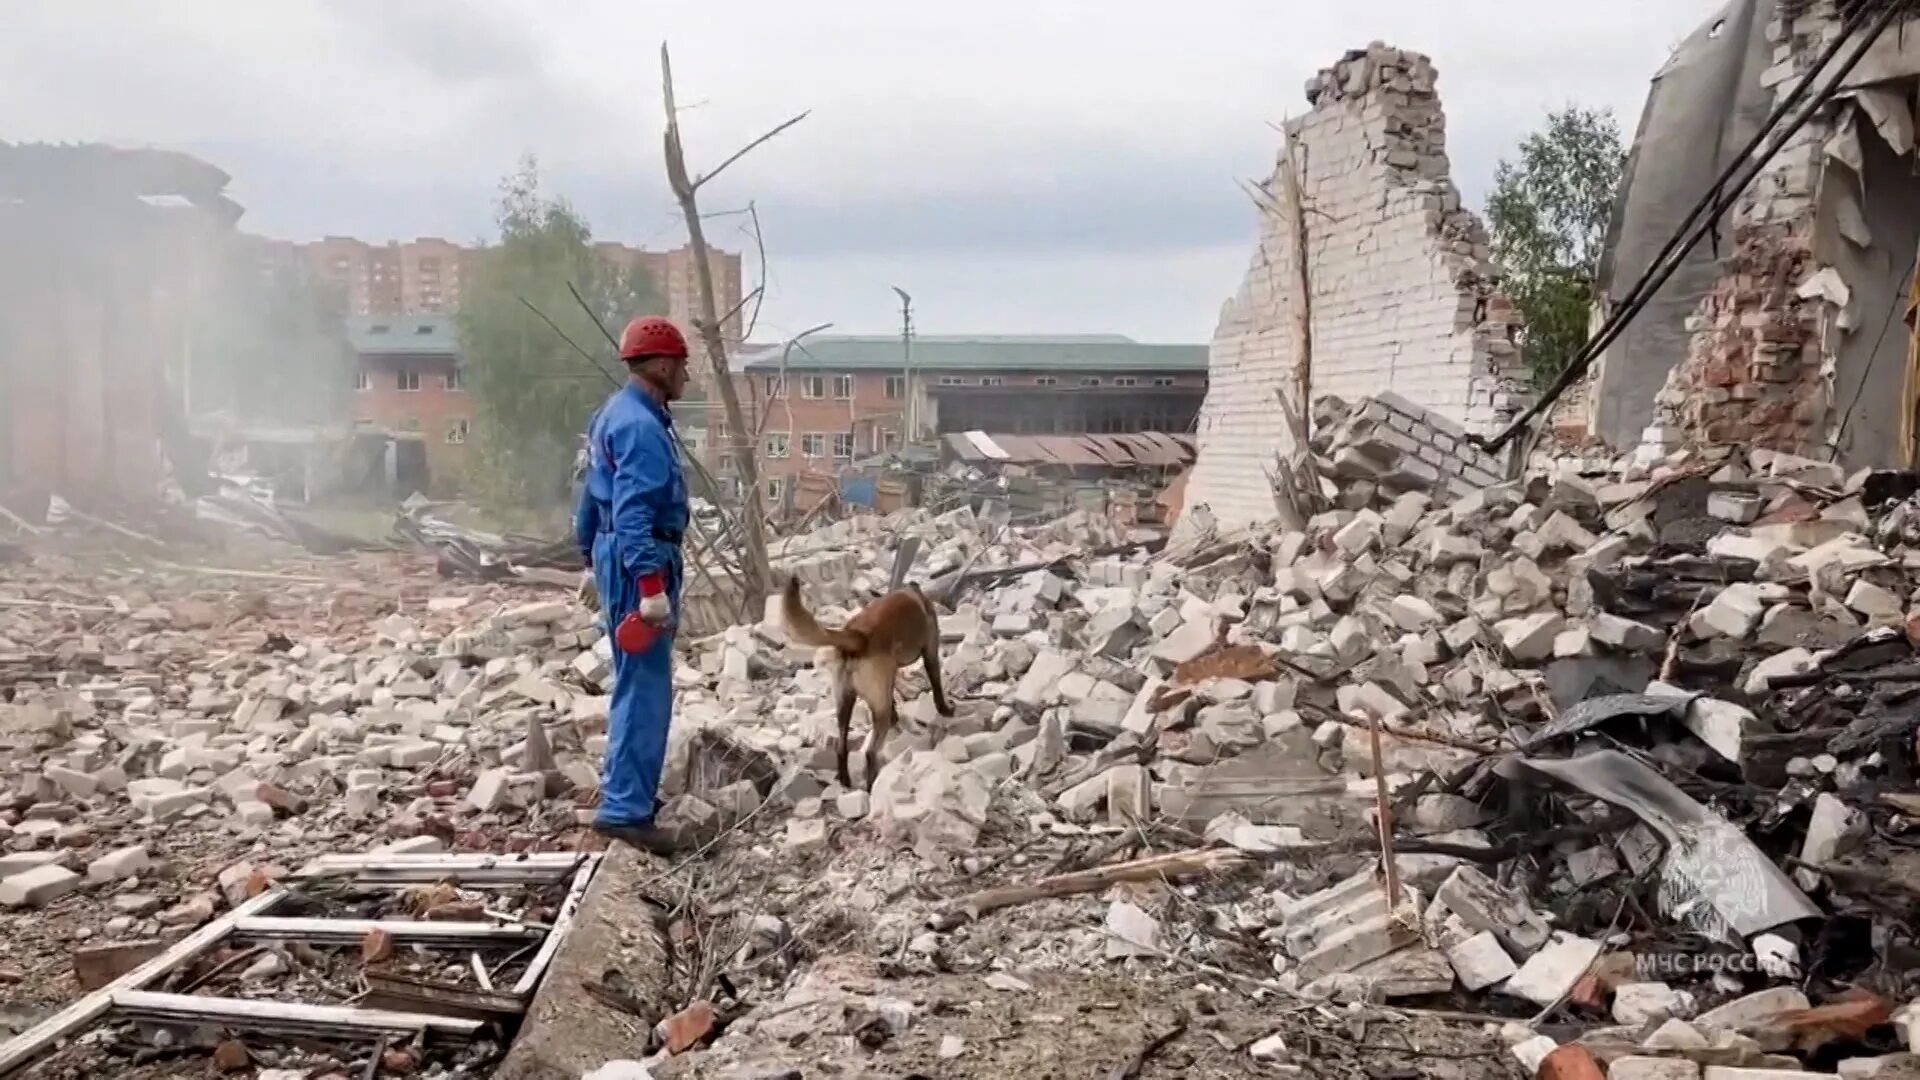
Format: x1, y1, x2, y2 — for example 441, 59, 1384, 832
347, 314, 470, 495
721, 335, 1207, 503
1183, 45, 1529, 528
0, 144, 242, 506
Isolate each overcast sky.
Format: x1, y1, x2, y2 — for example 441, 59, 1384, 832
2, 1, 1724, 342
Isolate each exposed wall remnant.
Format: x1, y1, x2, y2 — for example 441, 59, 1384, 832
1588, 0, 1780, 451
1639, 3, 1839, 463
1184, 44, 1529, 527
1606, 0, 1920, 468
0, 144, 240, 507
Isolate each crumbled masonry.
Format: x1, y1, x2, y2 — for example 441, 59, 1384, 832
1186, 42, 1530, 528
9, 396, 1920, 1077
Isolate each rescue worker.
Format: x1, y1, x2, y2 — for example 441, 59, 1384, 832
574, 315, 694, 854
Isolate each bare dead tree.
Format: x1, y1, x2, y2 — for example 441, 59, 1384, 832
660, 42, 810, 607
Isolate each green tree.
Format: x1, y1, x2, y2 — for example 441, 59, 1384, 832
1486, 106, 1626, 387
458, 157, 665, 509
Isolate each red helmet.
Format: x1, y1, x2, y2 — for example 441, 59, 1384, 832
618, 316, 689, 362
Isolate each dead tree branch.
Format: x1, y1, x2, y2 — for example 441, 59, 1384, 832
660, 42, 807, 607
692, 114, 811, 192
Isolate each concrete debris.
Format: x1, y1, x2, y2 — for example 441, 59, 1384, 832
12, 399, 1920, 1078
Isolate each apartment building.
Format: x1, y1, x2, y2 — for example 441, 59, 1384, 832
347, 314, 471, 495
278, 237, 739, 345
724, 335, 1207, 502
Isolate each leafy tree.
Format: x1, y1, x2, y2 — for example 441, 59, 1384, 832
458, 157, 665, 508
1486, 106, 1626, 387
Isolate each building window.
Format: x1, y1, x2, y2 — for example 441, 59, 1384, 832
833, 375, 854, 399
884, 376, 905, 399
981, 376, 1004, 387
939, 375, 964, 387
801, 433, 826, 458
833, 433, 854, 459
397, 369, 421, 392
764, 374, 785, 399
354, 369, 371, 392
1080, 376, 1102, 387
444, 367, 465, 392
767, 478, 785, 501
765, 433, 790, 459
1035, 376, 1057, 387
446, 419, 469, 444
1114, 376, 1138, 388
802, 375, 826, 400
1154, 376, 1176, 387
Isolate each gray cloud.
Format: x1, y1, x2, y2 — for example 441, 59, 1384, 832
328, 0, 549, 84
1, 0, 1726, 340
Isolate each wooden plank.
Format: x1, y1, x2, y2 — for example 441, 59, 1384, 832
232, 918, 543, 946
364, 972, 526, 1021
512, 854, 601, 997
111, 990, 484, 1041
0, 888, 288, 1077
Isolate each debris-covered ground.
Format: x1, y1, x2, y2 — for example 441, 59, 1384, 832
14, 392, 1920, 1078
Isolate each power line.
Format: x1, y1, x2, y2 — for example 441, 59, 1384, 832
1476, 0, 1905, 454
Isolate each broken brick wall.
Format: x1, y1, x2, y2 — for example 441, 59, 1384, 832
0, 146, 238, 508
1643, 0, 1920, 466
1184, 44, 1530, 527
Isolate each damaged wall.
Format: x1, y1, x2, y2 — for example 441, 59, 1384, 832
1184, 45, 1528, 528
1588, 0, 1781, 450
0, 144, 241, 507
1614, 1, 1920, 468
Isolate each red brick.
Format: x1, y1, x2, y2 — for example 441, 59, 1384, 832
213, 1040, 250, 1072
1536, 1044, 1604, 1080
72, 939, 166, 990
656, 1000, 717, 1054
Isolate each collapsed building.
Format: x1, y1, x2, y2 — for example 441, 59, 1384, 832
1184, 45, 1531, 527
0, 144, 242, 509
1588, 0, 1920, 467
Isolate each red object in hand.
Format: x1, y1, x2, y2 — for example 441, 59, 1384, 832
616, 572, 671, 653
615, 612, 660, 654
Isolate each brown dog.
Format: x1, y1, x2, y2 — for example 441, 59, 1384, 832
781, 576, 953, 790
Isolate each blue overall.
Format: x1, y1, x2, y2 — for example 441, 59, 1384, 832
573, 382, 689, 828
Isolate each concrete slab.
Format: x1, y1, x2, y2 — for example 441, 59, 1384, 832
493, 845, 671, 1080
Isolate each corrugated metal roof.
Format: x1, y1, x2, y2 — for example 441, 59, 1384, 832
738, 334, 1206, 373
940, 431, 1196, 468
348, 314, 459, 356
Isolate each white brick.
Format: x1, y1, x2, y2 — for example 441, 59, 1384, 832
0, 864, 81, 908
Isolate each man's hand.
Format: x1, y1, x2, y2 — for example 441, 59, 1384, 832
638, 571, 671, 627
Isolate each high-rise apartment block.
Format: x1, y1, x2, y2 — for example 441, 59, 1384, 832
271, 236, 742, 344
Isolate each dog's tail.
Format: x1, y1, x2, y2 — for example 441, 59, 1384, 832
781, 576, 868, 654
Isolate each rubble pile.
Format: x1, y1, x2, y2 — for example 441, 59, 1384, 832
635, 415, 1920, 1077
16, 405, 1920, 1075
0, 549, 637, 1075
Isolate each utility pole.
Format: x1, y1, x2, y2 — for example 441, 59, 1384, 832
892, 286, 914, 441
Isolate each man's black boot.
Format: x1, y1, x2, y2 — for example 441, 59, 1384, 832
592, 820, 690, 856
